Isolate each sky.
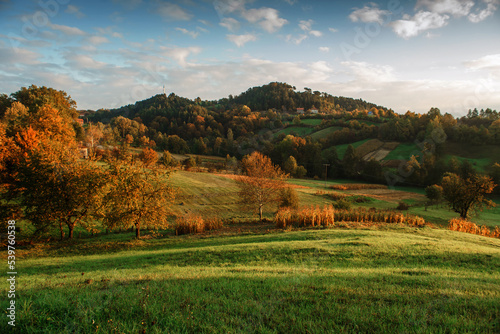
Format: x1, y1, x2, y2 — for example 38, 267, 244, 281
0, 0, 499, 116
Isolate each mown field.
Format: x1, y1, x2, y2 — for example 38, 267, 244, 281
2, 225, 499, 333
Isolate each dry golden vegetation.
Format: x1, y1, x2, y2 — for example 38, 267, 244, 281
174, 213, 224, 235
448, 218, 500, 238
330, 183, 388, 190
275, 205, 428, 229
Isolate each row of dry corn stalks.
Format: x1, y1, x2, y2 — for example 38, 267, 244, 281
448, 218, 500, 238
330, 184, 388, 191
175, 214, 224, 235
275, 205, 426, 229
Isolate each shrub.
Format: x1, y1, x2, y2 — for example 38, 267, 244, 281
279, 187, 300, 210
333, 198, 351, 210
396, 202, 409, 210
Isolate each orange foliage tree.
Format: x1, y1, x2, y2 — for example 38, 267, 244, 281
101, 161, 176, 238
237, 151, 288, 221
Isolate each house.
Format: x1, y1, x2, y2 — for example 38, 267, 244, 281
76, 118, 84, 126
296, 108, 304, 114
79, 147, 88, 159
310, 109, 319, 114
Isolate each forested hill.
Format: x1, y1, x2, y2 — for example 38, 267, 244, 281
89, 82, 390, 124
232, 82, 388, 112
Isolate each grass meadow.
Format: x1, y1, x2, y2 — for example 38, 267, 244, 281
3, 170, 499, 333
2, 227, 499, 333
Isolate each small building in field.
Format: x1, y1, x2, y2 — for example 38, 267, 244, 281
76, 118, 84, 126
79, 147, 88, 159
296, 108, 304, 114
310, 109, 319, 114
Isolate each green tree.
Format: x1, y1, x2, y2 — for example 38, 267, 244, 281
283, 156, 298, 175
441, 173, 496, 219
279, 187, 300, 210
425, 184, 443, 207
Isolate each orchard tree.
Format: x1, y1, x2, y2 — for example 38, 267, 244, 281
238, 151, 288, 221
441, 173, 496, 219
102, 161, 176, 238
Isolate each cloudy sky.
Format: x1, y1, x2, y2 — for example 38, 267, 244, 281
1, 0, 499, 115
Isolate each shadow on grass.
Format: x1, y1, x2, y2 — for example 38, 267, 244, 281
4, 268, 499, 334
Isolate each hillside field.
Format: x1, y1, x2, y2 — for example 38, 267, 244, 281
3, 225, 499, 333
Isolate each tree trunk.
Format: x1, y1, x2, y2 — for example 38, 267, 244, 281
68, 226, 74, 239
135, 225, 140, 238
59, 222, 65, 241
259, 205, 263, 222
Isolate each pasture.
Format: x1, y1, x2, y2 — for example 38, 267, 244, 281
3, 226, 499, 333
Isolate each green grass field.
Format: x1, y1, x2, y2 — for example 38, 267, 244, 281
300, 119, 323, 126
310, 126, 342, 140
3, 226, 499, 333
383, 143, 421, 161
334, 139, 372, 159
274, 126, 316, 138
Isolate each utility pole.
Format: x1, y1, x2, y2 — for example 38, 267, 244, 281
323, 164, 330, 189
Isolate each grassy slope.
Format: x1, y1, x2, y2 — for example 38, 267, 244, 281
4, 227, 499, 333
274, 126, 315, 138
310, 126, 342, 140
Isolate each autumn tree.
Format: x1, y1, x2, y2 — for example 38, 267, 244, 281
441, 173, 496, 219
101, 162, 176, 238
237, 151, 288, 221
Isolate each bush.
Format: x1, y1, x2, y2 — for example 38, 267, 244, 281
279, 187, 300, 210
396, 202, 409, 210
333, 198, 351, 210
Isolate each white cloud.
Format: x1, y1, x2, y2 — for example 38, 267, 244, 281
160, 46, 201, 67
288, 19, 322, 44
156, 2, 192, 21
213, 0, 247, 15
48, 23, 86, 36
95, 27, 123, 39
464, 54, 500, 75
319, 46, 330, 52
390, 11, 450, 39
176, 27, 199, 38
65, 54, 106, 70
329, 27, 339, 33
65, 5, 85, 18
416, 0, 475, 17
242, 7, 288, 33
227, 33, 257, 47
220, 17, 240, 31
341, 61, 396, 83
349, 3, 391, 24
468, 0, 499, 22
86, 36, 110, 45
285, 34, 307, 45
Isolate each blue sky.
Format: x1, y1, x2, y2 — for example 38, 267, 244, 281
1, 0, 499, 115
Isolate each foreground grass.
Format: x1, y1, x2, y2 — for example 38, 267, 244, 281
2, 226, 499, 333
